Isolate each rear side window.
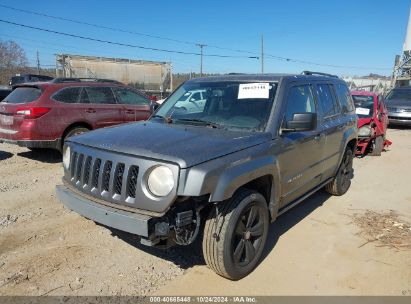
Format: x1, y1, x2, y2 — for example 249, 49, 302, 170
316, 84, 339, 117
4, 87, 42, 104
285, 85, 316, 122
335, 83, 355, 112
114, 88, 149, 105
53, 87, 81, 103
85, 87, 116, 104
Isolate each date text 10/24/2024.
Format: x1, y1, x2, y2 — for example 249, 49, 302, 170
150, 297, 258, 303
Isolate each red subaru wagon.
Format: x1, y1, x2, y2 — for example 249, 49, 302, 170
0, 78, 155, 152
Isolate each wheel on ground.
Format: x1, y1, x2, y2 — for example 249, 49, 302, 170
202, 189, 269, 280
369, 136, 383, 156
325, 148, 354, 196
64, 127, 90, 142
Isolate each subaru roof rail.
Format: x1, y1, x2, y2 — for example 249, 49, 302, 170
51, 78, 122, 84
301, 71, 339, 78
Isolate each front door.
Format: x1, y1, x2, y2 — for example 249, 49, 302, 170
277, 83, 326, 207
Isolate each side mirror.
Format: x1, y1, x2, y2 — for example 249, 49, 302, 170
283, 112, 317, 132
151, 103, 160, 112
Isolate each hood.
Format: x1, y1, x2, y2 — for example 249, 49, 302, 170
357, 117, 373, 128
68, 121, 271, 168
386, 99, 411, 108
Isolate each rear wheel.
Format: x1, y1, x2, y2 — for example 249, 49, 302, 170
63, 127, 90, 142
325, 148, 354, 196
202, 189, 269, 280
369, 136, 383, 156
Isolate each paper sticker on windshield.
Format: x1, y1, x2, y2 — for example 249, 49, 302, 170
238, 83, 269, 99
355, 107, 370, 115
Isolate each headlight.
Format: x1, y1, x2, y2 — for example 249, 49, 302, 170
358, 125, 372, 137
63, 146, 71, 170
147, 166, 174, 197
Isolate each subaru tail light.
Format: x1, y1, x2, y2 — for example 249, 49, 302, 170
16, 107, 50, 119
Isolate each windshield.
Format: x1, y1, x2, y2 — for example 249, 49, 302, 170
10, 76, 25, 86
352, 95, 374, 118
154, 81, 278, 131
386, 89, 411, 101
3, 87, 42, 104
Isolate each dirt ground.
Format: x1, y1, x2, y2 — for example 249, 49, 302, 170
1, 128, 411, 296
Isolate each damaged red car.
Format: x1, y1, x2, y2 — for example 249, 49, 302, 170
351, 91, 391, 156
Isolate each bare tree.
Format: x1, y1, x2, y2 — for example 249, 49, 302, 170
0, 40, 28, 85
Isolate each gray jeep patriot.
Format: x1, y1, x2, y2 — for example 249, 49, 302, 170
56, 72, 358, 280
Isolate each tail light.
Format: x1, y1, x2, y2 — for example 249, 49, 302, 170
15, 107, 50, 119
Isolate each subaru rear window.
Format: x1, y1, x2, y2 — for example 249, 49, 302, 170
3, 87, 42, 104
53, 87, 81, 103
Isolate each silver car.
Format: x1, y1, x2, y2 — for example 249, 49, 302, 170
386, 87, 411, 126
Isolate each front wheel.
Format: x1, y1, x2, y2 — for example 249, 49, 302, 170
325, 148, 354, 196
202, 189, 269, 280
369, 136, 383, 156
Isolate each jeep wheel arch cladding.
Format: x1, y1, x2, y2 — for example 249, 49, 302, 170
177, 141, 281, 219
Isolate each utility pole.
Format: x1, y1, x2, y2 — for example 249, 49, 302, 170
196, 44, 206, 76
36, 50, 40, 75
261, 35, 264, 74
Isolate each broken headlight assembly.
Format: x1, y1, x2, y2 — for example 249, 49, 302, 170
358, 125, 372, 137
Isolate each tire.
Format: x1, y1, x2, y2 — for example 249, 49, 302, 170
369, 136, 383, 156
63, 127, 90, 142
325, 148, 354, 196
202, 189, 269, 280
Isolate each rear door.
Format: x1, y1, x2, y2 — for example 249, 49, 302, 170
112, 87, 151, 123
277, 83, 326, 206
83, 87, 123, 128
314, 82, 345, 179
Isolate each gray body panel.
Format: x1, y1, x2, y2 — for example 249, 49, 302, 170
61, 73, 357, 232
56, 185, 150, 236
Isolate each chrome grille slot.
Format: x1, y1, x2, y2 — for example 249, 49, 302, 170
70, 152, 78, 178
114, 163, 125, 195
83, 156, 92, 186
91, 159, 101, 189
76, 154, 84, 182
127, 165, 139, 198
102, 161, 112, 192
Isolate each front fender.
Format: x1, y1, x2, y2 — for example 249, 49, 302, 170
177, 141, 281, 219
210, 156, 278, 202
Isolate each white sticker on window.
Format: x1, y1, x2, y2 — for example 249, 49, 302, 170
238, 83, 269, 99
355, 107, 370, 115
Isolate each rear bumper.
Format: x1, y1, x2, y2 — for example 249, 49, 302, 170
0, 138, 61, 150
388, 117, 411, 126
56, 184, 151, 237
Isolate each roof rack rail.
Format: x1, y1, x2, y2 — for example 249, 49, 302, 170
301, 71, 339, 78
51, 78, 122, 84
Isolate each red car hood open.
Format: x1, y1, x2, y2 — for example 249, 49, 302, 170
357, 117, 373, 128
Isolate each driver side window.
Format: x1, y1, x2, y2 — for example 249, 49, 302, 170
285, 85, 316, 122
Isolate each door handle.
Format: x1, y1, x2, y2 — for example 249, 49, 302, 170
125, 110, 135, 114
85, 108, 96, 113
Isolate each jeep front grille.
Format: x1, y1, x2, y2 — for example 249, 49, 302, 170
69, 153, 139, 202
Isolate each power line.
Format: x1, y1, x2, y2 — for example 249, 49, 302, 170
0, 5, 392, 71
0, 3, 261, 55
0, 19, 259, 60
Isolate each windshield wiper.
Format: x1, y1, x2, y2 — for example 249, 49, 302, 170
173, 118, 222, 129
151, 114, 173, 123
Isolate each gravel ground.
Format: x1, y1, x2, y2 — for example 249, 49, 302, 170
0, 144, 202, 296
1, 128, 411, 297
